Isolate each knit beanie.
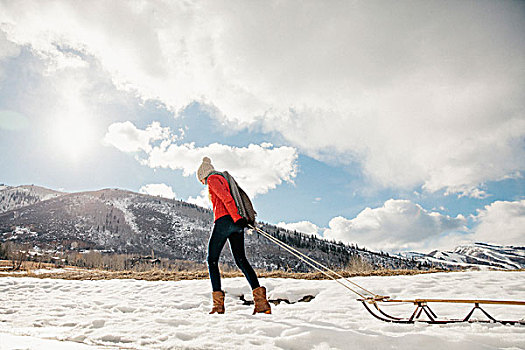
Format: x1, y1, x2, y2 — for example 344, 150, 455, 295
197, 157, 215, 182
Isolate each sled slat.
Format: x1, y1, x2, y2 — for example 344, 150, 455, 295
384, 299, 525, 305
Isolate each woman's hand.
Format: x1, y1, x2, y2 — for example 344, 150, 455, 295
235, 217, 248, 228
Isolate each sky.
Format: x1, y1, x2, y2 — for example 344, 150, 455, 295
0, 0, 523, 253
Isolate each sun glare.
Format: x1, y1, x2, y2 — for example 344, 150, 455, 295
53, 116, 95, 160
49, 77, 98, 161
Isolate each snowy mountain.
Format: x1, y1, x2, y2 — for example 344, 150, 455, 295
0, 184, 64, 213
400, 243, 525, 270
0, 185, 425, 271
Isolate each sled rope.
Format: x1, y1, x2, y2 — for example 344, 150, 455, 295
249, 224, 377, 299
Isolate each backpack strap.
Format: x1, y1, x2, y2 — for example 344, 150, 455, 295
206, 170, 257, 225
205, 171, 225, 185
223, 171, 257, 225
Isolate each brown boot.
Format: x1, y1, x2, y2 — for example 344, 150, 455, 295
252, 286, 271, 314
209, 290, 225, 314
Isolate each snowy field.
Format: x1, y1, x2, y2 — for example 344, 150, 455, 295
1, 271, 524, 350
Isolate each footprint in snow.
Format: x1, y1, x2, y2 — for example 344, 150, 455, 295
176, 332, 197, 341
91, 319, 105, 328
115, 306, 136, 313
155, 318, 191, 326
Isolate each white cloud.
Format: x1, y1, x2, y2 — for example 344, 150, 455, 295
471, 200, 525, 246
0, 32, 19, 57
0, 29, 20, 82
455, 188, 490, 200
103, 121, 171, 153
144, 141, 298, 197
277, 221, 321, 237
187, 188, 211, 209
0, 29, 20, 62
1, 1, 524, 195
104, 121, 298, 197
139, 183, 176, 199
323, 199, 468, 252
283, 199, 525, 253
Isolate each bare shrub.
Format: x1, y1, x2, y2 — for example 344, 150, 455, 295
0, 242, 8, 260
8, 243, 29, 271
344, 255, 373, 273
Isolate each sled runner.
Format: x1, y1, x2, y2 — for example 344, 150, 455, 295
359, 297, 525, 325
249, 224, 525, 325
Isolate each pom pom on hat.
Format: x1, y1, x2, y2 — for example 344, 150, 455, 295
197, 156, 215, 182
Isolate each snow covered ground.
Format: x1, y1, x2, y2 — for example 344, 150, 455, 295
1, 271, 524, 350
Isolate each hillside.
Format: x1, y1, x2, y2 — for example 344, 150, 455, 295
0, 184, 64, 213
400, 242, 525, 270
0, 185, 426, 272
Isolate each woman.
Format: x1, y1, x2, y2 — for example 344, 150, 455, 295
197, 157, 271, 315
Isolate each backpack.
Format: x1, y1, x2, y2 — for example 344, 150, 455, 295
209, 171, 257, 226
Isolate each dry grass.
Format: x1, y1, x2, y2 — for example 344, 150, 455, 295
0, 259, 449, 281
0, 260, 59, 272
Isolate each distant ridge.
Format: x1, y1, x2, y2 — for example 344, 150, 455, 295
399, 242, 525, 270
0, 185, 430, 272
0, 184, 64, 213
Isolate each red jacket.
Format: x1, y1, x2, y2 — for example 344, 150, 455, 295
207, 174, 242, 223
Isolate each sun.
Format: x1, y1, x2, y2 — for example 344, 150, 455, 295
49, 80, 97, 161
53, 116, 95, 160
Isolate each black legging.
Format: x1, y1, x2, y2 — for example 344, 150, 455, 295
207, 215, 260, 292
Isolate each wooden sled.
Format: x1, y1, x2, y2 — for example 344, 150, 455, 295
358, 297, 525, 325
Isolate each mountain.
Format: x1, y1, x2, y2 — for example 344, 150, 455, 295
0, 185, 428, 272
0, 184, 64, 213
400, 243, 525, 270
